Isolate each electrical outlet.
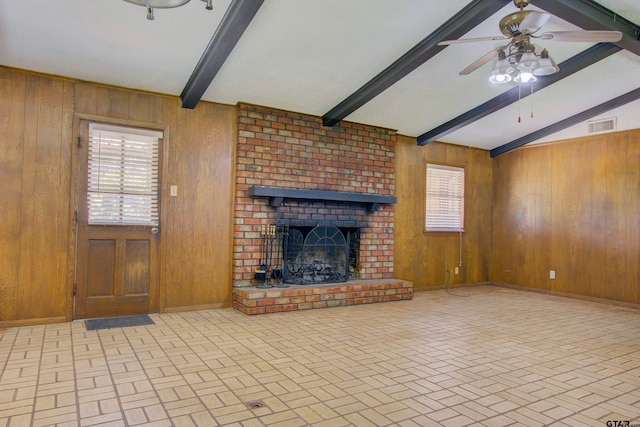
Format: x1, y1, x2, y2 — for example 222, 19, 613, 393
454, 267, 459, 275
170, 185, 178, 197
549, 270, 556, 279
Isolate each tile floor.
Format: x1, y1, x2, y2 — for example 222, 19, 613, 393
1, 286, 639, 426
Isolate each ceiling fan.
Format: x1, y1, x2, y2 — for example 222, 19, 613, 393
438, 0, 623, 84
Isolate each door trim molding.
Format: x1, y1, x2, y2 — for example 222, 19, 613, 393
70, 113, 169, 319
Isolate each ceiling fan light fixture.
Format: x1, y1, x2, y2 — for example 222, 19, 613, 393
124, 0, 191, 7
533, 49, 560, 76
517, 51, 538, 69
495, 51, 515, 74
490, 71, 513, 84
514, 70, 536, 83
123, 0, 212, 19
489, 51, 515, 84
442, 0, 624, 86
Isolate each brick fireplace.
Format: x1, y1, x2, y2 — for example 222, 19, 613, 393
232, 103, 412, 313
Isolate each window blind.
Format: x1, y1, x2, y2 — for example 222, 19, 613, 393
87, 123, 162, 226
425, 164, 464, 232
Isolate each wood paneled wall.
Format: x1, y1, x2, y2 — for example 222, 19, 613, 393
394, 136, 493, 290
0, 67, 235, 326
491, 130, 640, 304
0, 69, 74, 324
3, 65, 637, 326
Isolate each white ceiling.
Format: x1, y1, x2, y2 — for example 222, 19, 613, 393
1, 0, 639, 151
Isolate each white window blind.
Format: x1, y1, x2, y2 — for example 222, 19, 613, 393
425, 163, 465, 232
87, 123, 162, 226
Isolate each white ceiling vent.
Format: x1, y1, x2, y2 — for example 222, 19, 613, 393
587, 117, 617, 135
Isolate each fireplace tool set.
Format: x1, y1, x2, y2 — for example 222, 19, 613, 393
255, 224, 289, 288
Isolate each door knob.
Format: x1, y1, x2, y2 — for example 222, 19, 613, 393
151, 227, 159, 235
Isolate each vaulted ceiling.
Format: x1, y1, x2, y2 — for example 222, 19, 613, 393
1, 0, 639, 155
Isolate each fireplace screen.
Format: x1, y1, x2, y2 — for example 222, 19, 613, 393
284, 225, 350, 285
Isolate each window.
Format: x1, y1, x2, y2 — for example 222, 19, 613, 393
87, 123, 161, 226
425, 163, 464, 232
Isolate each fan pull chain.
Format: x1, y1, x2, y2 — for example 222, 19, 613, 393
530, 82, 534, 118
518, 83, 522, 123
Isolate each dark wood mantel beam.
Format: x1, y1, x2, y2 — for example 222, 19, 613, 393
248, 186, 397, 212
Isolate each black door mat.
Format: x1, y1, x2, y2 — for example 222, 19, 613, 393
85, 314, 155, 331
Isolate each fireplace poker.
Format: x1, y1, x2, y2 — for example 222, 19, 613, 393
268, 224, 276, 282
275, 224, 289, 288
261, 225, 268, 272
255, 224, 270, 286
266, 225, 272, 273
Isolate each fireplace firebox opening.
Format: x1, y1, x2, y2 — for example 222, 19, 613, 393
283, 225, 360, 285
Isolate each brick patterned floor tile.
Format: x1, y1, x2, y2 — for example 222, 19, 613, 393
0, 287, 639, 426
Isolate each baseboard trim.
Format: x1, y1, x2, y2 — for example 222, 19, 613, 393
413, 282, 492, 292
0, 316, 67, 329
162, 302, 230, 313
492, 282, 640, 310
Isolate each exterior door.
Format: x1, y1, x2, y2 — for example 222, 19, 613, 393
75, 120, 161, 319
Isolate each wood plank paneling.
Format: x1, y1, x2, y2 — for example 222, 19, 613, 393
15, 75, 73, 319
0, 68, 26, 322
550, 139, 603, 297
492, 130, 640, 305
491, 147, 554, 289
604, 133, 639, 302
162, 102, 236, 310
464, 147, 493, 284
105, 88, 130, 119
128, 92, 164, 124
16, 73, 39, 319
395, 137, 493, 290
74, 83, 99, 115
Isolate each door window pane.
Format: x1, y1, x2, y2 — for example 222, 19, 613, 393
88, 123, 161, 226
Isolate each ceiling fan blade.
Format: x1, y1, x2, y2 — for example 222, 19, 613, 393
519, 11, 551, 34
459, 47, 504, 75
438, 35, 508, 46
539, 30, 623, 42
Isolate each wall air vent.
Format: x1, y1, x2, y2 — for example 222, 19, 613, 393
587, 118, 616, 134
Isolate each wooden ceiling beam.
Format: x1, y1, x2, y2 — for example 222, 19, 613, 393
321, 0, 511, 127
531, 0, 640, 56
181, 0, 264, 109
490, 87, 640, 157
